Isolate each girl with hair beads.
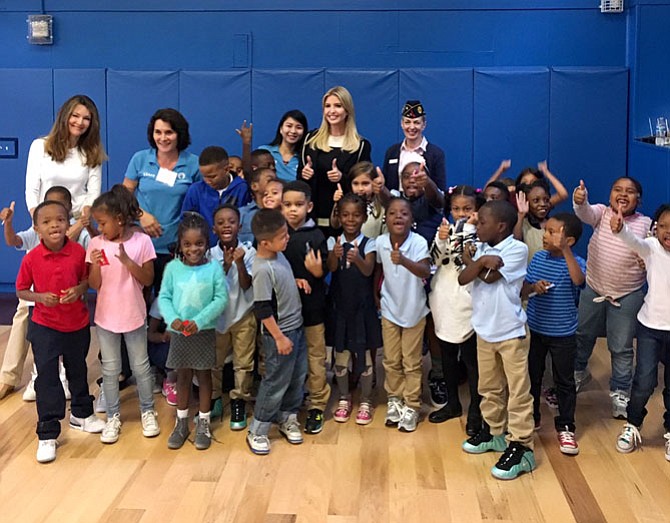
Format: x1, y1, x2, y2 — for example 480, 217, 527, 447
514, 179, 553, 262
327, 194, 382, 424
158, 213, 228, 450
87, 185, 159, 444
428, 186, 485, 435
573, 177, 651, 418
331, 161, 386, 239
611, 204, 670, 457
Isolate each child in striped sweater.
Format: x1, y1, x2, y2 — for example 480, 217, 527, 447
572, 177, 651, 419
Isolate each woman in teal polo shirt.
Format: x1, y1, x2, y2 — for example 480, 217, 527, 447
259, 109, 308, 182
123, 108, 200, 292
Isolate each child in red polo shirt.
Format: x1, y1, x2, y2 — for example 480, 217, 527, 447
16, 200, 105, 463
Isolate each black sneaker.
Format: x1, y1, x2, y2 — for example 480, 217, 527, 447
465, 415, 483, 437
428, 377, 448, 409
230, 399, 247, 431
305, 408, 324, 434
428, 402, 463, 424
491, 442, 536, 480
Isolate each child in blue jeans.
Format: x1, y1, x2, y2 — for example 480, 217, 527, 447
247, 209, 307, 455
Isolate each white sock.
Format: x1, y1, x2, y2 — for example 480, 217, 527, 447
176, 409, 189, 419
199, 411, 211, 422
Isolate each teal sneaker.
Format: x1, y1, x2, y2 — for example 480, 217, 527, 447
491, 442, 536, 480
462, 430, 507, 454
230, 399, 247, 431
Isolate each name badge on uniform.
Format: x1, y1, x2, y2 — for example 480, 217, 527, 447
389, 159, 398, 164
156, 167, 177, 187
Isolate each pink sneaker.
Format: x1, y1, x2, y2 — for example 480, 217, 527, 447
162, 379, 177, 406
333, 398, 352, 423
355, 402, 373, 425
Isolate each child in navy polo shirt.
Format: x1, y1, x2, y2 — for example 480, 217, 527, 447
16, 200, 105, 463
522, 213, 585, 455
458, 200, 536, 480
181, 146, 251, 246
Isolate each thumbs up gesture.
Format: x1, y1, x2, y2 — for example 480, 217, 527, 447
372, 167, 385, 194
415, 163, 428, 189
327, 158, 342, 183
573, 179, 587, 205
346, 239, 360, 265
390, 242, 403, 265
302, 155, 314, 180
333, 183, 343, 203
333, 235, 344, 259
0, 201, 15, 224
610, 207, 624, 234
438, 217, 450, 240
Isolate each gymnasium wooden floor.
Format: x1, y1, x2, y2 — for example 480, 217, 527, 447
1, 326, 670, 523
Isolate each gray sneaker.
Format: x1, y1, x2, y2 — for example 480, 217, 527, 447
574, 369, 592, 393
167, 417, 190, 449
278, 414, 303, 444
398, 406, 419, 432
194, 417, 212, 450
610, 390, 630, 420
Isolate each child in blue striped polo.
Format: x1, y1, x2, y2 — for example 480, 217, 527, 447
522, 212, 586, 455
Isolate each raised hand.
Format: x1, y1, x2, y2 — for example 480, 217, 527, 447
235, 120, 253, 145
611, 207, 624, 234
499, 159, 512, 172
333, 183, 343, 202
372, 167, 385, 194
438, 217, 450, 241
390, 242, 403, 265
414, 163, 428, 189
0, 201, 15, 224
516, 191, 529, 216
573, 179, 587, 205
346, 240, 360, 264
537, 160, 548, 173
327, 158, 342, 183
333, 235, 344, 259
233, 247, 245, 263
223, 246, 235, 268
467, 211, 479, 225
302, 155, 314, 180
304, 248, 322, 274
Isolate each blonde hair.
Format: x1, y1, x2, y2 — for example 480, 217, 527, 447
307, 86, 362, 153
44, 94, 107, 167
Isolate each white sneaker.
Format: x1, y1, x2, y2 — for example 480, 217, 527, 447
398, 406, 419, 433
616, 423, 642, 453
100, 414, 122, 444
95, 388, 107, 413
69, 413, 106, 433
36, 439, 57, 463
610, 390, 629, 420
22, 378, 36, 401
385, 397, 404, 427
247, 432, 271, 455
278, 414, 303, 444
141, 410, 161, 438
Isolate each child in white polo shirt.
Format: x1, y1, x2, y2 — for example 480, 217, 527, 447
458, 200, 536, 480
374, 197, 431, 433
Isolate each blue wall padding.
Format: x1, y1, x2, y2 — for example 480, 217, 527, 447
251, 69, 326, 152
629, 142, 670, 220
53, 68, 108, 188
106, 70, 179, 185
399, 68, 474, 187
0, 68, 53, 283
179, 71, 251, 158
549, 68, 629, 214
324, 70, 399, 168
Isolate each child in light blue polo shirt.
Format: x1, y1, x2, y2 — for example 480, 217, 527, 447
374, 198, 431, 433
238, 168, 277, 244
458, 200, 536, 480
